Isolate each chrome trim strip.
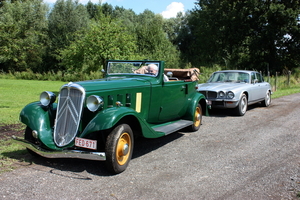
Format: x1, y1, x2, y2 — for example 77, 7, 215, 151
13, 136, 106, 161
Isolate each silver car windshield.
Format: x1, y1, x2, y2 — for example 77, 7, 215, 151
208, 72, 250, 83
107, 61, 160, 77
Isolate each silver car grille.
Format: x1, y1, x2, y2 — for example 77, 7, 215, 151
54, 83, 85, 147
199, 91, 217, 99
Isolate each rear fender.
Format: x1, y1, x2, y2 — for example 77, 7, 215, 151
184, 93, 207, 121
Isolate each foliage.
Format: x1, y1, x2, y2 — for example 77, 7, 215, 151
0, 0, 299, 76
134, 10, 180, 68
46, 0, 90, 72
0, 0, 49, 72
0, 69, 104, 82
59, 16, 138, 73
187, 0, 300, 72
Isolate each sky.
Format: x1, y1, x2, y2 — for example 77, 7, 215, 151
43, 0, 198, 18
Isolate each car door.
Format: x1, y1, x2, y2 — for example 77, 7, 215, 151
158, 81, 188, 122
249, 72, 266, 103
248, 72, 260, 102
255, 72, 269, 99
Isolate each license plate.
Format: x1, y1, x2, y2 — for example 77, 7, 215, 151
75, 137, 97, 150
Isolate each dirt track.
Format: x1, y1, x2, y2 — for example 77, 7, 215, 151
0, 93, 300, 200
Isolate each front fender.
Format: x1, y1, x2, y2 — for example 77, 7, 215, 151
19, 102, 60, 149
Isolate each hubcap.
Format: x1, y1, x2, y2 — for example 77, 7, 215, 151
241, 97, 247, 113
116, 132, 131, 165
266, 93, 270, 105
122, 143, 129, 155
194, 107, 201, 127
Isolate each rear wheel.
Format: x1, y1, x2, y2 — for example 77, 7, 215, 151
234, 94, 247, 116
105, 124, 134, 174
188, 104, 202, 131
261, 90, 271, 107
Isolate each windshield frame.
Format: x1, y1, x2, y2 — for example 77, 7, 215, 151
107, 61, 160, 78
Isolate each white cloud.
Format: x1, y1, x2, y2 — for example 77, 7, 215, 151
161, 2, 184, 19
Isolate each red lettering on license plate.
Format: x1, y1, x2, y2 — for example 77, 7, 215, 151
75, 137, 97, 150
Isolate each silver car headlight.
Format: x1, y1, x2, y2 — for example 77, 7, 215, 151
227, 91, 235, 99
40, 91, 56, 106
218, 91, 225, 98
87, 95, 104, 112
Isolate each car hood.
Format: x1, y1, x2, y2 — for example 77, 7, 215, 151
197, 82, 248, 92
74, 76, 151, 92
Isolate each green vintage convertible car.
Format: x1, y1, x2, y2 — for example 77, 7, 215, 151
14, 60, 207, 174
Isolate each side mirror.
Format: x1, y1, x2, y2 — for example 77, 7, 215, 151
101, 69, 105, 73
166, 71, 173, 77
252, 79, 258, 84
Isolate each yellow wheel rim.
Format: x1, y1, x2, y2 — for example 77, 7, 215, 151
194, 106, 201, 128
116, 132, 131, 165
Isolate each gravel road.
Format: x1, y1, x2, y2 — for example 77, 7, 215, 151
1, 93, 300, 200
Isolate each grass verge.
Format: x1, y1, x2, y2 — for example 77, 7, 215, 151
0, 79, 65, 124
0, 140, 29, 174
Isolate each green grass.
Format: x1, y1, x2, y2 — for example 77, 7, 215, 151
271, 87, 300, 99
0, 79, 66, 173
0, 140, 28, 173
0, 79, 66, 124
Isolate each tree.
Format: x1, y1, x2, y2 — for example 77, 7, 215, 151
187, 0, 300, 72
47, 0, 89, 71
0, 0, 49, 72
59, 17, 138, 73
135, 10, 180, 68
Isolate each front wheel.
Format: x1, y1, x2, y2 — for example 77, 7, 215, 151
234, 94, 247, 116
188, 104, 202, 132
105, 124, 134, 174
261, 90, 271, 107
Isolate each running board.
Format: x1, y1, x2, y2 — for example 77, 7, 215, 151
152, 120, 193, 135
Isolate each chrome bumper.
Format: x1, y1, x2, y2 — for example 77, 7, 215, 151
12, 136, 106, 161
206, 99, 239, 109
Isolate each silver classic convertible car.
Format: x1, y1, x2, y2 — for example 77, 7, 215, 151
197, 70, 272, 116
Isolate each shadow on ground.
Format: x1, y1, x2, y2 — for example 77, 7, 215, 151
207, 102, 265, 117
2, 131, 184, 177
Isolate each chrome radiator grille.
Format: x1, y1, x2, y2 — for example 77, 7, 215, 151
199, 91, 217, 99
54, 83, 85, 147
207, 91, 217, 98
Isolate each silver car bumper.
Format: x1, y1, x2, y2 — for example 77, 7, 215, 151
12, 136, 106, 161
207, 99, 239, 109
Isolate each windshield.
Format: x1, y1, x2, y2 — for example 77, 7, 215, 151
107, 61, 160, 77
208, 72, 250, 83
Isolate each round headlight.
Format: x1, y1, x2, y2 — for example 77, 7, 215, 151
87, 95, 104, 112
218, 91, 225, 98
40, 91, 56, 106
227, 91, 235, 99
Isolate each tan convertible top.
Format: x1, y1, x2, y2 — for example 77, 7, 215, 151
164, 68, 200, 81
